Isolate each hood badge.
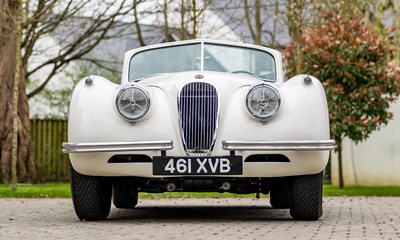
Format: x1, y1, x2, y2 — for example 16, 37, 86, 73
195, 74, 204, 79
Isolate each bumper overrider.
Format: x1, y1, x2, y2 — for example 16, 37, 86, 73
62, 140, 335, 153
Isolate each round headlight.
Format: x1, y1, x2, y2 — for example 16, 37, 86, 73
116, 85, 150, 122
246, 84, 280, 121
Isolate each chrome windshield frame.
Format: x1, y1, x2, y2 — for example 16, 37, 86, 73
126, 39, 279, 83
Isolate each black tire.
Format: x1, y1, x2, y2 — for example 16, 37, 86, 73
270, 189, 290, 209
113, 185, 138, 209
70, 164, 112, 221
290, 172, 323, 221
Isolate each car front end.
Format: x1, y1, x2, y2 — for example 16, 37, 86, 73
63, 39, 335, 221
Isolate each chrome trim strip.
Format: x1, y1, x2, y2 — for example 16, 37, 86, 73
200, 41, 204, 71
62, 140, 173, 153
222, 140, 336, 151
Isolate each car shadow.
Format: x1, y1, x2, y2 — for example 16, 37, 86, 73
108, 205, 292, 222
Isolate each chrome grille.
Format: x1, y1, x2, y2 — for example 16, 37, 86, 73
179, 82, 218, 156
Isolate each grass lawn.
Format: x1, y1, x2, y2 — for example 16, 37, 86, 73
0, 184, 71, 198
0, 184, 400, 198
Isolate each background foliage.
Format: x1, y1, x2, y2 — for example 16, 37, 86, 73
285, 12, 400, 143
284, 12, 400, 187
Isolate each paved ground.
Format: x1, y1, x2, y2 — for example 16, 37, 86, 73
0, 197, 399, 240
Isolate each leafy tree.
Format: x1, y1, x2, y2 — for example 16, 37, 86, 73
284, 13, 400, 188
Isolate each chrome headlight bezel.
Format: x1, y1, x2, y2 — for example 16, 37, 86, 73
246, 84, 280, 121
116, 85, 150, 122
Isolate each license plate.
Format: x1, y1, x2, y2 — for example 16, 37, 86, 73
153, 156, 242, 175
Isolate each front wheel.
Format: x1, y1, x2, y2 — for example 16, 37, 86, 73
113, 185, 138, 209
290, 172, 323, 220
270, 189, 290, 209
70, 164, 112, 221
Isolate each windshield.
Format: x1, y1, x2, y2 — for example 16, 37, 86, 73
129, 43, 276, 81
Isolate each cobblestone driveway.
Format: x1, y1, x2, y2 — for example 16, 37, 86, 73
0, 197, 399, 240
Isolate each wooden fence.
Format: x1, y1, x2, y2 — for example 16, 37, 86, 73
31, 119, 69, 181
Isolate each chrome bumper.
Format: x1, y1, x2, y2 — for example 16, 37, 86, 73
62, 140, 174, 153
222, 140, 336, 151
63, 140, 335, 154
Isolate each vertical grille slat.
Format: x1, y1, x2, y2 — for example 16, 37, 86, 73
179, 82, 218, 156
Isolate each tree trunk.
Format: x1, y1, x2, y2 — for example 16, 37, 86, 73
337, 139, 344, 188
394, 1, 400, 66
254, 0, 262, 45
191, 0, 197, 39
271, 0, 279, 48
133, 0, 145, 47
163, 0, 170, 42
11, 0, 23, 191
180, 0, 187, 39
0, 0, 36, 183
243, 0, 262, 45
286, 0, 304, 74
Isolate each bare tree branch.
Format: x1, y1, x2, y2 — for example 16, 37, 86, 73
22, 0, 136, 98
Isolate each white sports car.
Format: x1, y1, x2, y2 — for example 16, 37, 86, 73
63, 39, 335, 221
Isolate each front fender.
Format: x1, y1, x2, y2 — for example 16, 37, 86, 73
218, 74, 330, 141
67, 76, 183, 152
